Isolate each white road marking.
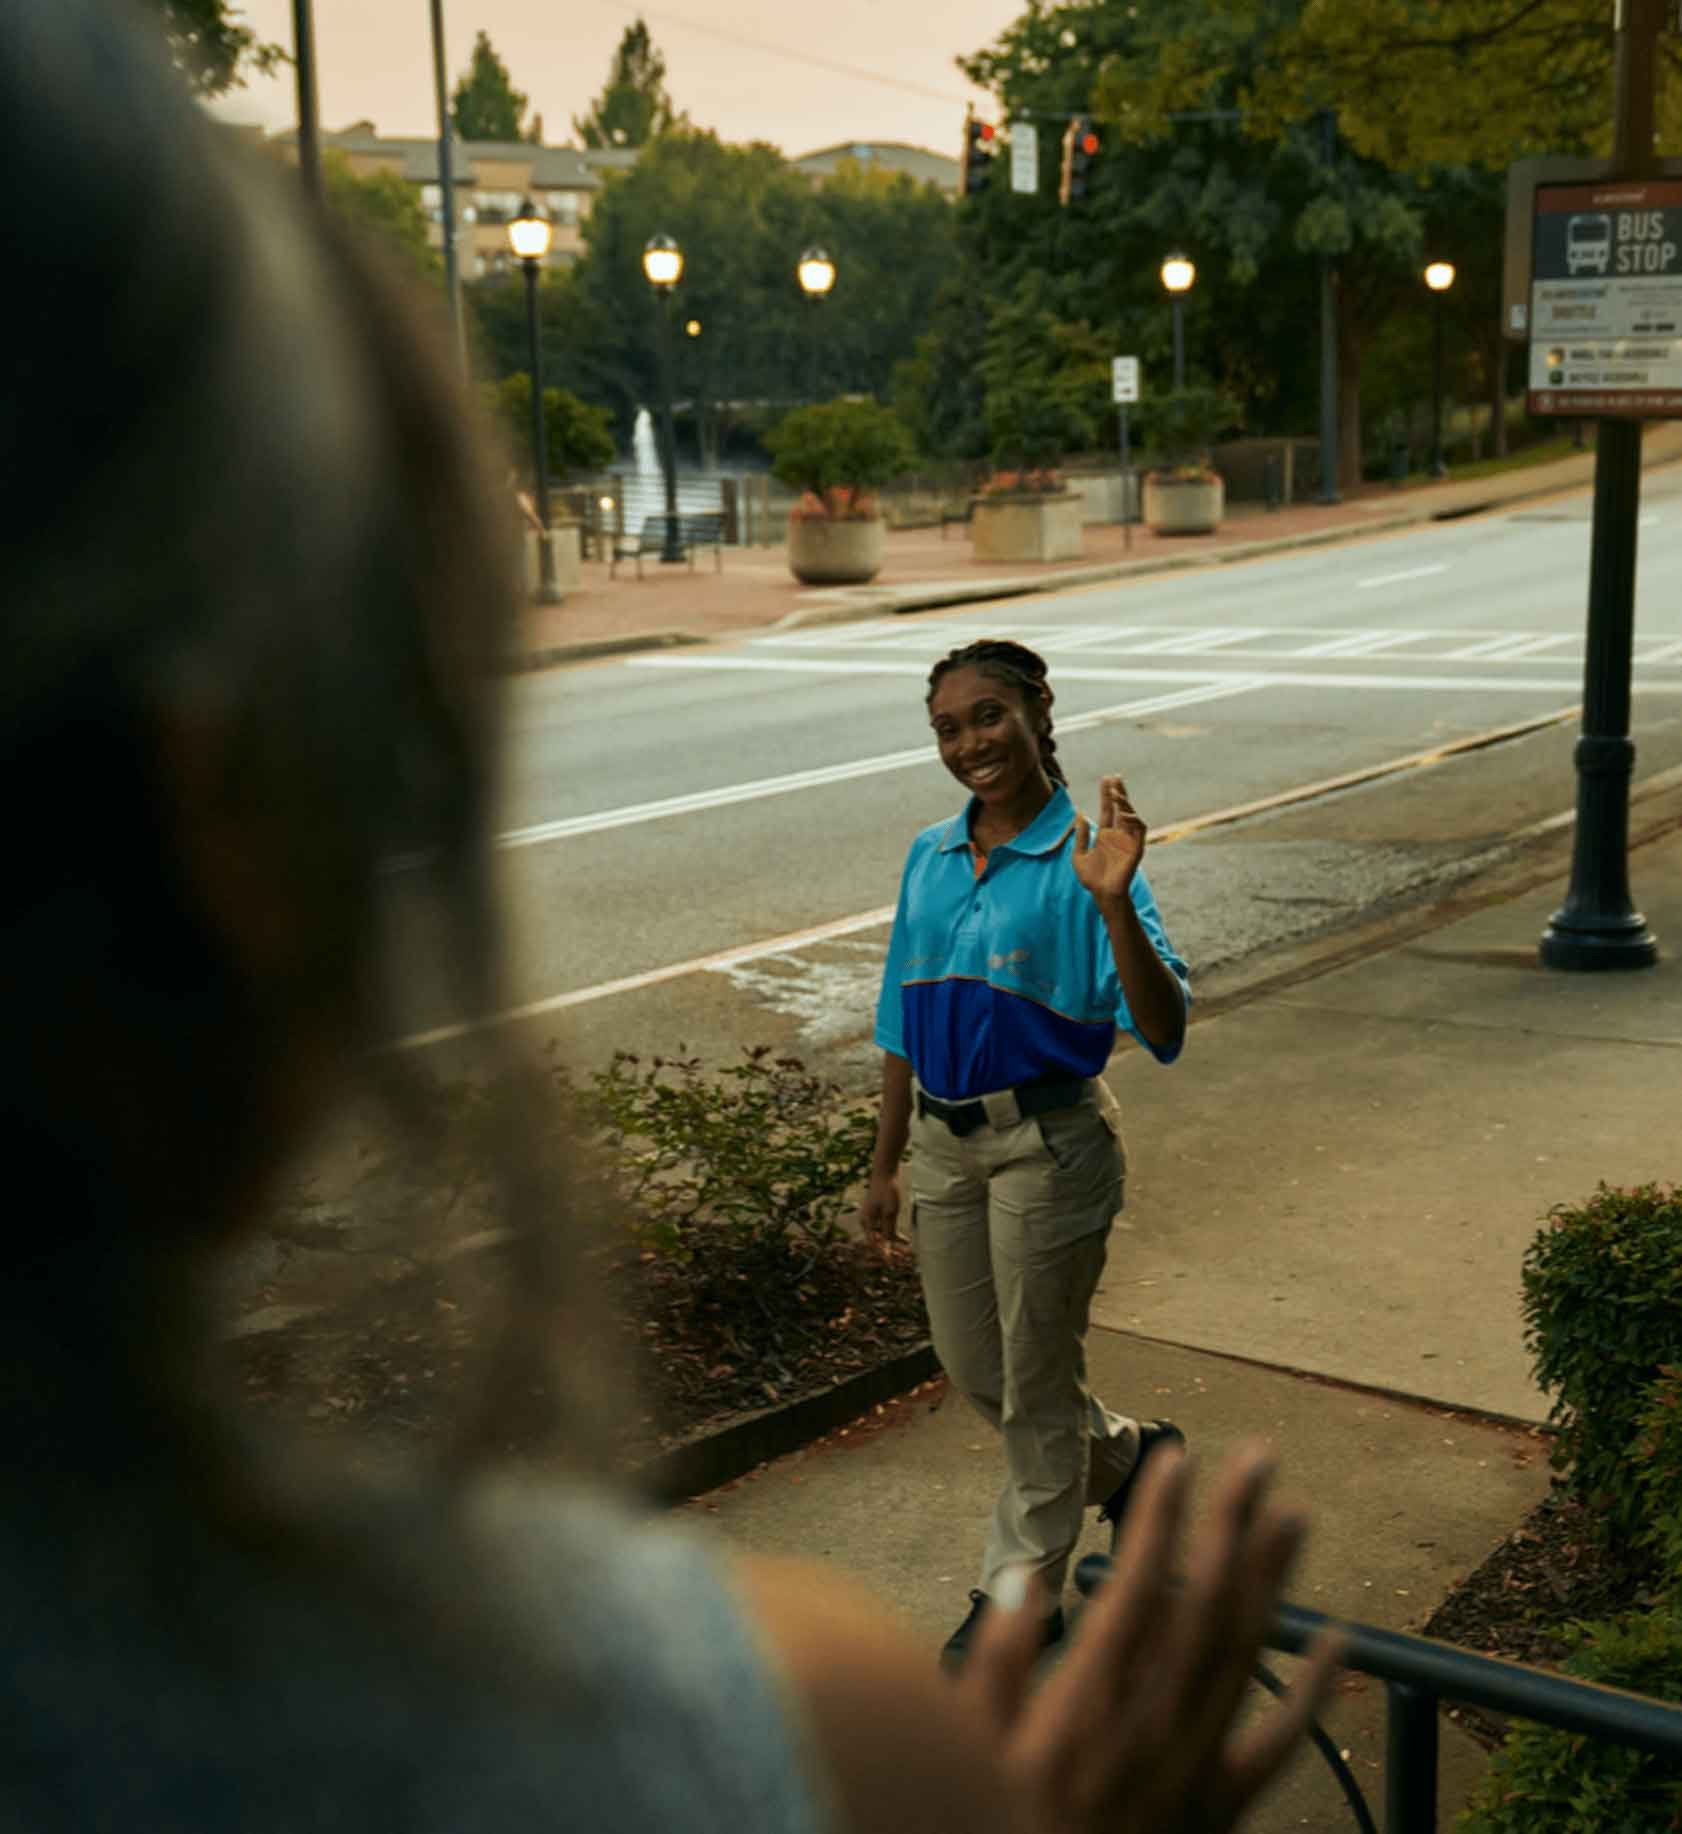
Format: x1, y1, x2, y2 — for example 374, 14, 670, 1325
489, 678, 1265, 853
1357, 563, 1449, 589
629, 653, 1679, 696
396, 904, 900, 1051
1291, 629, 1434, 659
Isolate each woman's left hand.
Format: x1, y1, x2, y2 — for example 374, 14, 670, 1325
1073, 775, 1146, 909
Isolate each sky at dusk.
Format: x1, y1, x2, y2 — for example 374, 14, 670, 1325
213, 0, 1023, 157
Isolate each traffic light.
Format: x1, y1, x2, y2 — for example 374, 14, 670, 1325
1059, 116, 1099, 205
960, 112, 995, 199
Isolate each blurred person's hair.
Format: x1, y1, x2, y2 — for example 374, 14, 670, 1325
0, 2, 596, 1489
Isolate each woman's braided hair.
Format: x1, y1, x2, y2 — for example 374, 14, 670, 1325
926, 638, 1066, 785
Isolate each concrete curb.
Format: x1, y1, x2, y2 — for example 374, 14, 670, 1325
631, 1342, 940, 1504
508, 445, 1682, 672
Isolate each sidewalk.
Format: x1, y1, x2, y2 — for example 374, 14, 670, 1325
683, 789, 1682, 1830
517, 426, 1682, 669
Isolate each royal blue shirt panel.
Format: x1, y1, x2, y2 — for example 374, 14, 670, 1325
873, 785, 1190, 1099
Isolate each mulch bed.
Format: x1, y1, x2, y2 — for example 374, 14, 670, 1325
232, 1219, 929, 1469
1420, 1484, 1661, 1748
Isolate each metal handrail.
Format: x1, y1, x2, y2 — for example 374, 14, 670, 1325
1269, 1600, 1682, 1762
1076, 1554, 1682, 1834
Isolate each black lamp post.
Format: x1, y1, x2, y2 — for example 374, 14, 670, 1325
1160, 253, 1195, 390
1424, 260, 1455, 478
642, 233, 686, 565
509, 200, 562, 605
796, 245, 836, 402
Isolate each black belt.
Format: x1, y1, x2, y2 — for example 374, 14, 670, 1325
916, 1077, 1088, 1138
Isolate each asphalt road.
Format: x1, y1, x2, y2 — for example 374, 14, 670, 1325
395, 471, 1682, 1082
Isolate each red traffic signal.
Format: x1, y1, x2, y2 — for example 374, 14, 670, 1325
960, 112, 996, 198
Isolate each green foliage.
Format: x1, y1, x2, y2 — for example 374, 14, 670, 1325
979, 279, 1110, 472
1632, 1369, 1682, 1575
322, 151, 440, 279
1248, 1, 1682, 173
1459, 1603, 1682, 1834
139, 0, 284, 96
573, 18, 682, 150
1143, 385, 1242, 475
764, 399, 917, 508
483, 376, 617, 479
576, 1049, 878, 1267
565, 131, 958, 455
1523, 1184, 1682, 1541
451, 30, 530, 142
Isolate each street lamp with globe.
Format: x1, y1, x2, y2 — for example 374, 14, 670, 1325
507, 198, 561, 603
641, 233, 687, 563
796, 246, 836, 400
1424, 260, 1457, 478
1160, 253, 1196, 390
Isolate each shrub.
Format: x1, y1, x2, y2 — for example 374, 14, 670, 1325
1458, 1604, 1682, 1833
1522, 1184, 1682, 1541
765, 399, 917, 516
575, 1047, 878, 1268
1632, 1369, 1682, 1576
483, 376, 617, 480
1142, 385, 1242, 479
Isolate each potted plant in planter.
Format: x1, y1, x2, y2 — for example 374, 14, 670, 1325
1140, 385, 1239, 536
765, 398, 917, 584
971, 285, 1106, 562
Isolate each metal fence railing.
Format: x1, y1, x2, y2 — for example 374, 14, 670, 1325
1075, 1555, 1682, 1834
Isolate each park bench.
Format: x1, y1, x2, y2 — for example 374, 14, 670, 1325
611, 512, 727, 579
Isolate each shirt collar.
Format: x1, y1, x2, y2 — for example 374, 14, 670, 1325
938, 782, 1076, 857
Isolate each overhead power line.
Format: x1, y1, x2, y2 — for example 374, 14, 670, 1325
581, 0, 975, 109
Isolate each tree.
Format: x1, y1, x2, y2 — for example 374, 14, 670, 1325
954, 0, 1437, 489
323, 151, 440, 278
1087, 0, 1682, 175
572, 19, 682, 150
979, 278, 1111, 473
136, 0, 283, 96
560, 130, 959, 466
483, 377, 618, 481
451, 30, 530, 143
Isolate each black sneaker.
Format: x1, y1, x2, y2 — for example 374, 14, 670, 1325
1097, 1419, 1186, 1553
938, 1588, 1066, 1673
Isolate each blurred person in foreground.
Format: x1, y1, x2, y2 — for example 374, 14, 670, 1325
0, 5, 1340, 1829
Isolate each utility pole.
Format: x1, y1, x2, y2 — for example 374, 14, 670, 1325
1316, 107, 1340, 504
428, 0, 466, 370
1538, 0, 1662, 970
291, 0, 321, 201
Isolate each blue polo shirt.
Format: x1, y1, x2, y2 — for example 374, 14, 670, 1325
873, 784, 1189, 1101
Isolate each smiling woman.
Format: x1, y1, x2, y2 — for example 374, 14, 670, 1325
860, 635, 1193, 1666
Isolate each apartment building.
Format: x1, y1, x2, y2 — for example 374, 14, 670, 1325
282, 123, 602, 272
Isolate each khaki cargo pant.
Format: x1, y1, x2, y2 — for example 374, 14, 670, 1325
909, 1077, 1141, 1599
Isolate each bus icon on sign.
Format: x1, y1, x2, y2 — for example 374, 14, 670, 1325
1567, 213, 1613, 275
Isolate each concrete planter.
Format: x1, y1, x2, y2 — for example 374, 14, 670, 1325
970, 491, 1084, 562
787, 514, 886, 585
523, 519, 582, 596
1142, 473, 1225, 536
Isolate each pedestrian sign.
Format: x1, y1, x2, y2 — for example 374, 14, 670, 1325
1009, 123, 1039, 196
1111, 356, 1139, 404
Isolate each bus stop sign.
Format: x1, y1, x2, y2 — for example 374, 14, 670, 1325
1529, 177, 1682, 417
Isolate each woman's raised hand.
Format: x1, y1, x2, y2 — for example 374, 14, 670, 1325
1072, 775, 1146, 910
955, 1445, 1344, 1834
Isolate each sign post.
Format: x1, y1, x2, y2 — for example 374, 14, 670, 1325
1112, 356, 1139, 550
1009, 123, 1039, 196
1531, 0, 1664, 971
